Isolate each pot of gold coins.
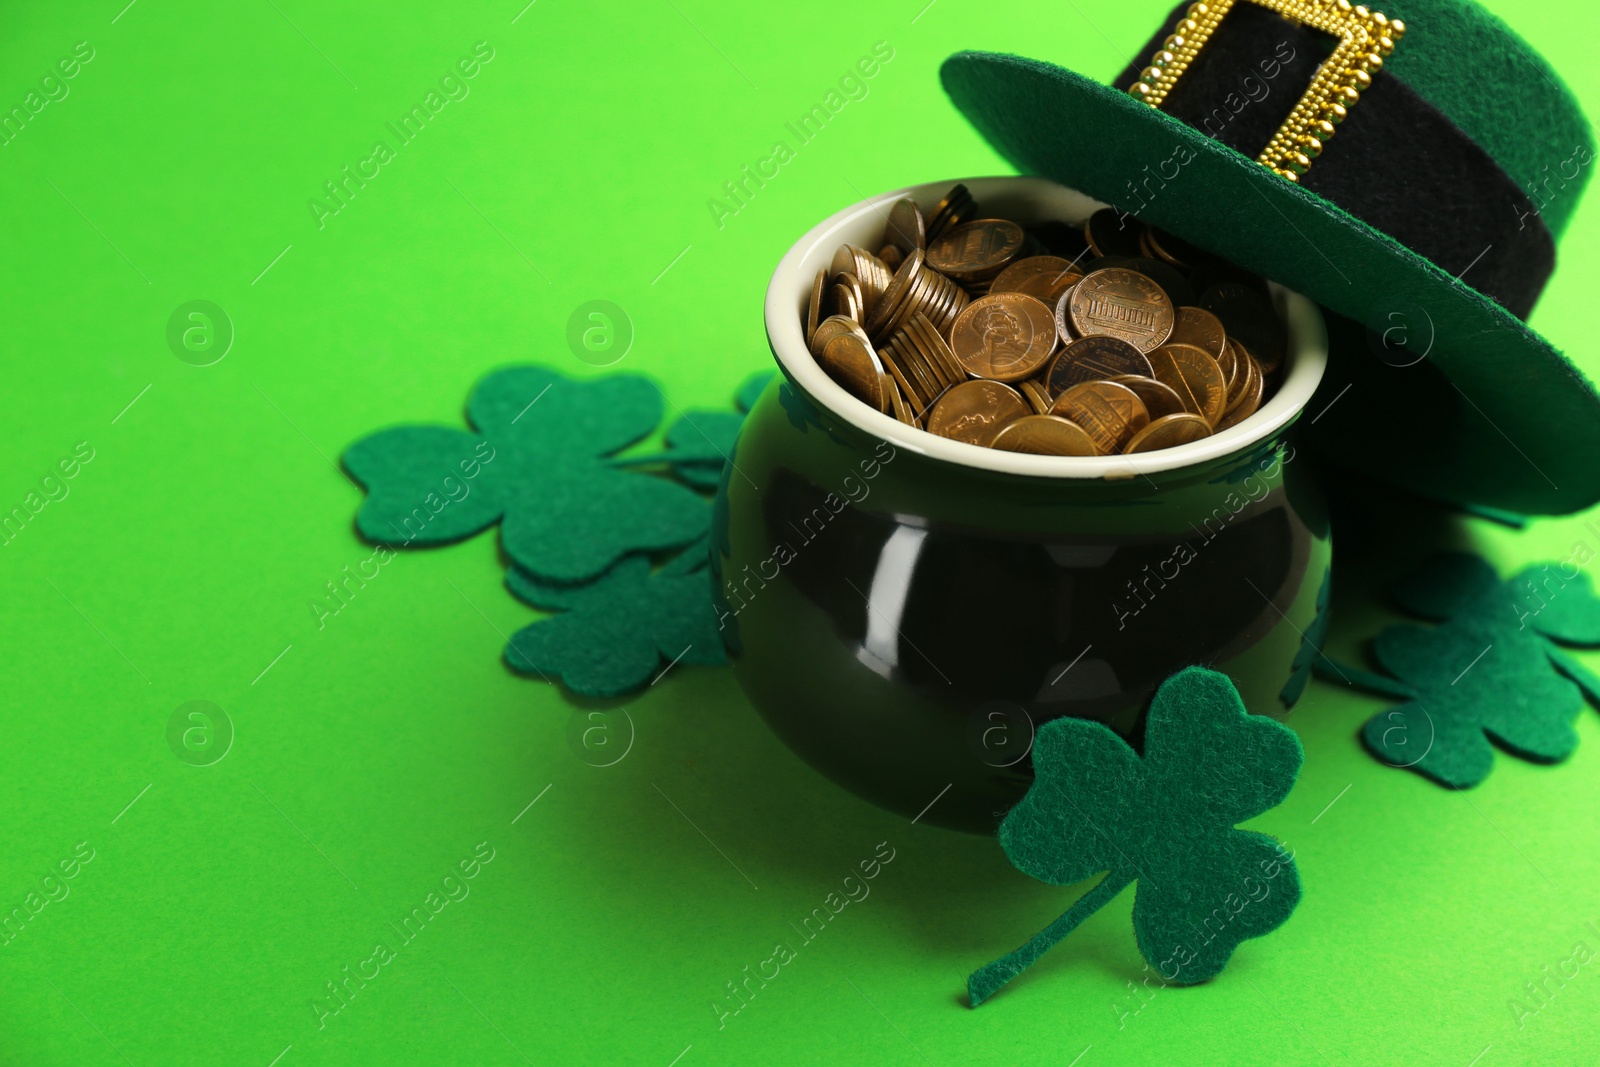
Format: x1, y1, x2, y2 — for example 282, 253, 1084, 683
713, 176, 1330, 834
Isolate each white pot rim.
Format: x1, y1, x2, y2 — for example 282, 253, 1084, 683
763, 175, 1329, 480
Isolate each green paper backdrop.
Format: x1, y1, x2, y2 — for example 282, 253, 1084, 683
1, 1, 1596, 1063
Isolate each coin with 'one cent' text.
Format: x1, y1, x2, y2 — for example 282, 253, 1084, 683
1169, 306, 1228, 362
1147, 343, 1227, 425
1067, 268, 1175, 352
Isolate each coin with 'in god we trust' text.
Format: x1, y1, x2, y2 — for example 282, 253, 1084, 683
950, 293, 1057, 383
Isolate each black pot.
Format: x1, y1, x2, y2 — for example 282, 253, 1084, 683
713, 176, 1332, 835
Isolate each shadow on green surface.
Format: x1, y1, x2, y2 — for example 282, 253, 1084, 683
485, 462, 1493, 1005
513, 663, 1176, 998
1313, 459, 1482, 664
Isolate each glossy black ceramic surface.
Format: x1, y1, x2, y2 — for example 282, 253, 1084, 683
713, 380, 1331, 835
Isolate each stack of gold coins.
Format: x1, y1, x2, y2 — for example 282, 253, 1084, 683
801, 184, 1287, 456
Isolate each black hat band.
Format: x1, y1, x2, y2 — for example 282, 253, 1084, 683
1119, 1, 1555, 318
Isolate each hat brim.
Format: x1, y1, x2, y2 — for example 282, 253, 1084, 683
942, 50, 1600, 516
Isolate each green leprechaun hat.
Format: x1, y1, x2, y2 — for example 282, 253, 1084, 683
941, 0, 1599, 515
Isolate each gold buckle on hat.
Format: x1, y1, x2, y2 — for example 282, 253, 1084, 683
1128, 0, 1404, 182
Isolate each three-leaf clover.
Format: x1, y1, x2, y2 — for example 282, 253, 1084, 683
343, 365, 709, 582
1329, 552, 1600, 788
970, 667, 1302, 1005
504, 538, 726, 696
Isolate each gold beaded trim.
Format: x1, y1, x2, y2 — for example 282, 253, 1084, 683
1127, 0, 1403, 182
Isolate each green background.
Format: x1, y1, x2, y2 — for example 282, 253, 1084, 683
0, 0, 1596, 1063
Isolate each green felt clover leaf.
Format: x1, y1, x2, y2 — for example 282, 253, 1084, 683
969, 667, 1302, 1005
343, 365, 709, 582
614, 371, 773, 490
1319, 552, 1600, 788
503, 538, 725, 696
662, 412, 745, 489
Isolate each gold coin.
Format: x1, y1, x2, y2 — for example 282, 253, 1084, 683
1123, 413, 1213, 453
992, 415, 1100, 456
1228, 343, 1267, 412
1019, 379, 1052, 415
877, 265, 929, 343
1051, 288, 1079, 344
1045, 335, 1153, 395
806, 267, 826, 348
1200, 282, 1285, 373
927, 183, 976, 241
831, 245, 893, 313
819, 332, 889, 413
926, 219, 1026, 282
919, 268, 970, 337
905, 314, 965, 389
810, 314, 870, 358
874, 256, 969, 342
886, 197, 926, 254
840, 271, 865, 314
1067, 268, 1175, 352
864, 248, 921, 338
949, 293, 1058, 382
990, 256, 1083, 309
1107, 374, 1188, 420
1083, 208, 1144, 258
878, 342, 927, 414
1227, 341, 1261, 408
897, 330, 947, 405
940, 274, 974, 334
885, 372, 914, 425
829, 281, 861, 324
885, 334, 940, 411
1217, 336, 1239, 391
1170, 306, 1227, 362
1147, 343, 1228, 426
1048, 380, 1149, 454
1218, 352, 1265, 429
1223, 342, 1245, 407
801, 195, 1285, 457
914, 319, 967, 405
883, 262, 936, 340
1115, 256, 1195, 311
1146, 227, 1200, 269
926, 380, 1030, 447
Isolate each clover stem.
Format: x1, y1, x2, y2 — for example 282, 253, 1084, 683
1312, 654, 1419, 701
967, 867, 1137, 1007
